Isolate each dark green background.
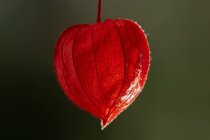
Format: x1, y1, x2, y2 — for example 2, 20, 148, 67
1, 0, 210, 139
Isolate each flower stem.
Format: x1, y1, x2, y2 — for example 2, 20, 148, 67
97, 0, 101, 23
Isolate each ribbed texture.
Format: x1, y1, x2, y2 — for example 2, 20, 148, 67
54, 19, 150, 129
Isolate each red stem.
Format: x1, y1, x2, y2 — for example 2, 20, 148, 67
97, 0, 101, 23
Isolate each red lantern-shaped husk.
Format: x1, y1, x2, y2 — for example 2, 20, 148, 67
54, 0, 150, 129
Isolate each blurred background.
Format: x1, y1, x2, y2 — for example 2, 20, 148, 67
1, 0, 210, 139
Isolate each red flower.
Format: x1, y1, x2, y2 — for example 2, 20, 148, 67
54, 0, 150, 129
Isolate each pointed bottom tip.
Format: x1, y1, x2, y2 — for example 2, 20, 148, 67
100, 119, 109, 130
100, 114, 118, 130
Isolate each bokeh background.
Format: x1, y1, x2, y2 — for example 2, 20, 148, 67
1, 0, 210, 139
